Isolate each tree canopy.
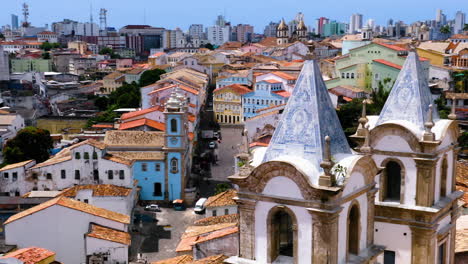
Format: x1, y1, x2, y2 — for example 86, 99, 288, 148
40, 42, 60, 51
3, 127, 53, 164
202, 43, 215, 50
99, 47, 121, 59
138, 69, 166, 87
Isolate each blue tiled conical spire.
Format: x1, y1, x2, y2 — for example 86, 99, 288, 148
376, 51, 438, 131
262, 60, 351, 169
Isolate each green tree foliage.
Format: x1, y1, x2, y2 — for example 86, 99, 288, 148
202, 43, 215, 50
452, 70, 468, 93
42, 52, 50, 60
464, 24, 468, 31
440, 25, 451, 34
89, 82, 142, 126
40, 42, 60, 51
99, 47, 121, 59
434, 95, 450, 119
214, 183, 231, 195
139, 69, 165, 87
459, 132, 468, 148
0, 33, 4, 40
3, 127, 53, 164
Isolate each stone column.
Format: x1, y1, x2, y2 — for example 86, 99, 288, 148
414, 157, 438, 207
309, 207, 342, 264
236, 198, 256, 260
367, 188, 378, 246
410, 226, 437, 264
452, 147, 460, 193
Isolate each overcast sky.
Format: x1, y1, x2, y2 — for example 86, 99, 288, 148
1, 0, 467, 32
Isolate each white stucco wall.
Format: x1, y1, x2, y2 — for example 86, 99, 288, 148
337, 194, 368, 263
74, 189, 134, 216
207, 205, 237, 217
85, 236, 128, 264
5, 205, 127, 264
375, 222, 412, 263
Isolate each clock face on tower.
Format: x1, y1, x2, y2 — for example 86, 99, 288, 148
170, 137, 179, 145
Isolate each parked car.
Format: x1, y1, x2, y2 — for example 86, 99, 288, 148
194, 198, 208, 214
209, 141, 216, 149
144, 204, 161, 212
213, 132, 219, 139
173, 199, 186, 211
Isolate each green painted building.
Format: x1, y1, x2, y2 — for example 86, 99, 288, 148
325, 42, 430, 91
11, 59, 53, 73
323, 21, 347, 37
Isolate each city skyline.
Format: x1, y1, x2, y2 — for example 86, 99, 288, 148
0, 0, 467, 32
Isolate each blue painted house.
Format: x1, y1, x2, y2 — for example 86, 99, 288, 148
242, 80, 289, 120
216, 75, 251, 89
104, 91, 189, 202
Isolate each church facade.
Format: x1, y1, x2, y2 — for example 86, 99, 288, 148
227, 52, 462, 264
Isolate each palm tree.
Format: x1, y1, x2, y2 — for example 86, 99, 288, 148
440, 25, 451, 34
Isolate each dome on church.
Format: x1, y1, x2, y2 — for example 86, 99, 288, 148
278, 18, 288, 30
420, 24, 429, 32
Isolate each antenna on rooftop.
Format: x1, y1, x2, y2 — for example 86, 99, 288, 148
100, 8, 107, 31
22, 3, 30, 28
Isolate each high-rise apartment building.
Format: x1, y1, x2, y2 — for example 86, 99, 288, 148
11, 15, 19, 30
264, 22, 279, 37
454, 11, 466, 34
188, 24, 204, 38
207, 25, 230, 45
233, 24, 254, 43
349, 13, 363, 33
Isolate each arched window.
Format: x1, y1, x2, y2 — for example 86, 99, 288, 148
75, 152, 80, 159
92, 152, 98, 159
170, 119, 177, 133
170, 158, 178, 173
440, 156, 448, 198
83, 152, 89, 160
384, 161, 402, 202
348, 203, 360, 257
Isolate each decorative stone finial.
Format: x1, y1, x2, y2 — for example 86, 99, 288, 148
423, 104, 436, 141
319, 136, 335, 187
448, 98, 457, 120
360, 124, 372, 154
165, 91, 182, 112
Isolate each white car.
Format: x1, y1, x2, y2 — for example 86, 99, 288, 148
209, 142, 216, 149
194, 198, 208, 214
145, 204, 161, 212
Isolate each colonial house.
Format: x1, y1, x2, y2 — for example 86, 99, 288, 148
148, 52, 168, 66
102, 71, 125, 94
205, 189, 238, 217
0, 140, 133, 196
124, 68, 146, 84
325, 42, 430, 91
216, 71, 252, 89
226, 55, 461, 264
58, 184, 136, 216
37, 31, 58, 43
213, 84, 251, 124
4, 197, 130, 264
255, 71, 297, 93
0, 112, 26, 145
242, 80, 289, 120
105, 91, 190, 201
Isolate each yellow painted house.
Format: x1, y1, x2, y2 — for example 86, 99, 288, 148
416, 48, 449, 66
213, 84, 252, 124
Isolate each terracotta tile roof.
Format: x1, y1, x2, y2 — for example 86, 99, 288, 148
86, 224, 131, 245
261, 79, 282, 84
182, 223, 237, 239
273, 90, 291, 98
92, 124, 114, 128
376, 42, 408, 52
69, 139, 107, 150
0, 160, 35, 172
0, 247, 55, 263
246, 110, 281, 121
59, 184, 132, 197
4, 197, 130, 225
126, 68, 146, 75
456, 160, 468, 208
373, 59, 402, 70
270, 71, 296, 80
177, 226, 238, 252
213, 84, 251, 95
256, 103, 286, 113
205, 189, 237, 207
120, 107, 162, 120
148, 84, 199, 96
104, 130, 164, 148
104, 72, 125, 80
451, 34, 468, 39
188, 114, 196, 123
103, 154, 133, 166
150, 52, 166, 58
194, 214, 239, 226
249, 142, 269, 147
151, 255, 193, 264
107, 151, 165, 161
259, 37, 279, 47
191, 255, 228, 264
119, 118, 165, 131
188, 132, 194, 141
